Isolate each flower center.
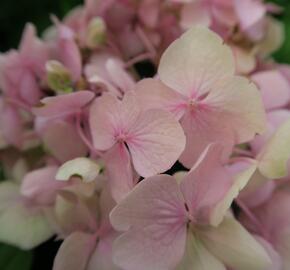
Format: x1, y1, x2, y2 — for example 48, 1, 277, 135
187, 98, 199, 112
115, 131, 128, 143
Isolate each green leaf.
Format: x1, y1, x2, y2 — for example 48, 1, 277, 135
0, 243, 33, 270
267, 0, 290, 63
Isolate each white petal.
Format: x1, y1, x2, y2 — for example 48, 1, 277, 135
56, 158, 100, 182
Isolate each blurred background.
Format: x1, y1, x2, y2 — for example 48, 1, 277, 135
0, 0, 289, 269
0, 0, 290, 62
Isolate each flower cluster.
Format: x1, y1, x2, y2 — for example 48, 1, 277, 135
0, 0, 290, 269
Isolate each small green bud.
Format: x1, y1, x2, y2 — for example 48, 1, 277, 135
86, 17, 107, 49
46, 60, 73, 93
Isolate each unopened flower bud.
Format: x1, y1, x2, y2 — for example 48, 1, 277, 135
46, 60, 73, 93
86, 17, 107, 49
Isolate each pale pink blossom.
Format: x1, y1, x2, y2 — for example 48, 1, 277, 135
137, 26, 266, 167
241, 189, 290, 270
53, 184, 119, 270
89, 91, 185, 201
110, 144, 270, 270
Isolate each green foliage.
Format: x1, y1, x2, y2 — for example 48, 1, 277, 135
0, 0, 82, 51
269, 0, 290, 63
0, 243, 33, 270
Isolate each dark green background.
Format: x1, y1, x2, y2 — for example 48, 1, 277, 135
0, 0, 289, 269
0, 0, 82, 52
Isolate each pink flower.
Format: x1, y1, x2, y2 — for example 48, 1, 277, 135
110, 144, 270, 270
241, 189, 290, 270
21, 166, 68, 206
233, 0, 267, 41
137, 26, 266, 167
33, 91, 94, 118
53, 184, 119, 270
85, 53, 135, 97
251, 70, 290, 111
0, 23, 48, 105
55, 22, 82, 82
89, 91, 185, 201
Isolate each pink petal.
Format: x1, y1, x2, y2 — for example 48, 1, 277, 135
211, 0, 237, 27
158, 26, 235, 98
135, 78, 186, 120
53, 232, 96, 270
105, 59, 135, 93
239, 180, 275, 208
110, 174, 186, 231
57, 24, 82, 81
128, 109, 186, 177
88, 75, 121, 97
113, 226, 186, 270
54, 193, 97, 235
251, 70, 290, 110
99, 183, 117, 221
87, 232, 119, 270
43, 120, 88, 162
180, 1, 211, 29
110, 175, 187, 270
85, 54, 134, 96
89, 92, 141, 151
20, 166, 68, 205
138, 0, 159, 28
19, 23, 36, 56
276, 229, 290, 269
0, 102, 23, 148
180, 144, 234, 225
204, 76, 266, 143
179, 110, 234, 168
18, 24, 49, 78
19, 70, 42, 105
234, 0, 266, 41
244, 190, 290, 240
181, 75, 266, 167
33, 91, 94, 118
104, 144, 134, 202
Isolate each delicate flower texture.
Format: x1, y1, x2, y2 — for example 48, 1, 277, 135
137, 26, 266, 167
0, 179, 54, 249
53, 183, 120, 270
233, 0, 267, 41
110, 144, 270, 270
85, 53, 135, 97
241, 189, 290, 270
236, 118, 290, 208
33, 91, 94, 118
0, 23, 48, 105
55, 22, 82, 82
251, 70, 290, 111
0, 0, 289, 269
56, 157, 101, 182
89, 91, 186, 200
21, 166, 68, 205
